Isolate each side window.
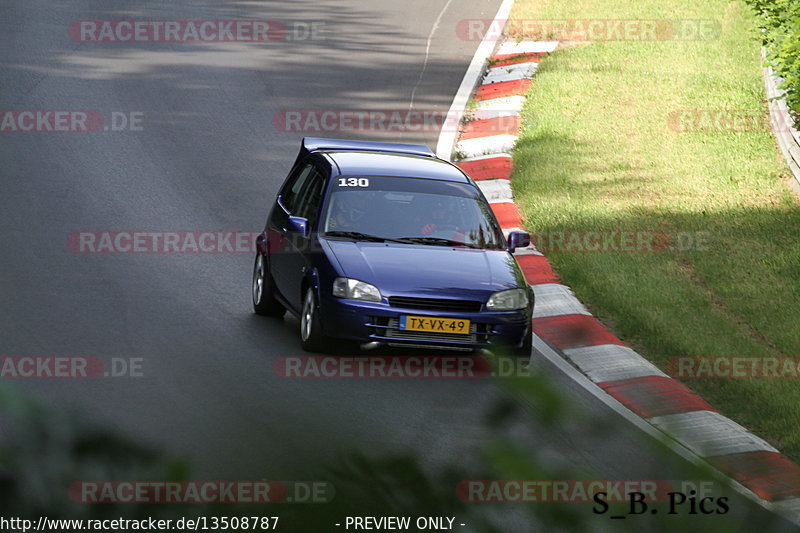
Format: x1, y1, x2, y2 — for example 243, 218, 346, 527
295, 171, 326, 226
280, 162, 314, 213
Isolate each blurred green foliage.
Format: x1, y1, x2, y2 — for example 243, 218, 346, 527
745, 0, 800, 126
0, 366, 793, 532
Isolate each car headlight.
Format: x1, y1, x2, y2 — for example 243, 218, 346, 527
332, 277, 382, 302
486, 288, 529, 310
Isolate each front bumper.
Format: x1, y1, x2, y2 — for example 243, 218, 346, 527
319, 295, 531, 351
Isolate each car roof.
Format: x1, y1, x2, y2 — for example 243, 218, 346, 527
320, 151, 470, 183
302, 137, 435, 158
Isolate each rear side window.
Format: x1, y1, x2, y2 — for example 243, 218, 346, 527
280, 162, 314, 213
295, 171, 326, 226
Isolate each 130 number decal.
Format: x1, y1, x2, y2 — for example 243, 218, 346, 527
338, 177, 369, 187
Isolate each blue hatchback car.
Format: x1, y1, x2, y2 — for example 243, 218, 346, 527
253, 137, 534, 355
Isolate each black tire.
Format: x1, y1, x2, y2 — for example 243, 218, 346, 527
512, 329, 533, 357
300, 287, 328, 353
252, 254, 285, 317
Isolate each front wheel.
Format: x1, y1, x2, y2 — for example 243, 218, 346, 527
300, 287, 329, 352
252, 254, 285, 317
512, 329, 533, 357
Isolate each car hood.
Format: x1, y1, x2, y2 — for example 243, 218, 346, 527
323, 240, 525, 299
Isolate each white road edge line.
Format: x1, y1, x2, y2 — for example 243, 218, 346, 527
435, 0, 516, 161
532, 334, 701, 461
531, 334, 789, 521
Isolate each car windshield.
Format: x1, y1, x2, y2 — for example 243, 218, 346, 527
321, 176, 505, 250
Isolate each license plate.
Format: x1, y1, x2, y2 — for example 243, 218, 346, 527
399, 315, 471, 334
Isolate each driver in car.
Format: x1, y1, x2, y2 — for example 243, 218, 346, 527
327, 193, 367, 231
419, 199, 462, 238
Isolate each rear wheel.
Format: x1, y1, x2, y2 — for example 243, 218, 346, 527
252, 254, 285, 317
300, 287, 329, 352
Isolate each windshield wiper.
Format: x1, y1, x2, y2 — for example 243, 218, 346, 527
397, 236, 482, 248
324, 231, 408, 244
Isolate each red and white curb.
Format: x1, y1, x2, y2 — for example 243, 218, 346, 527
441, 36, 800, 523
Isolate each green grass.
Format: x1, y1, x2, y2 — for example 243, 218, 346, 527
509, 0, 800, 457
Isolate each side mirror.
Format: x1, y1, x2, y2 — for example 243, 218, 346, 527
507, 231, 530, 253
288, 216, 309, 237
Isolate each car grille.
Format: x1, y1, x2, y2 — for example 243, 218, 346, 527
387, 296, 482, 313
371, 317, 489, 344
